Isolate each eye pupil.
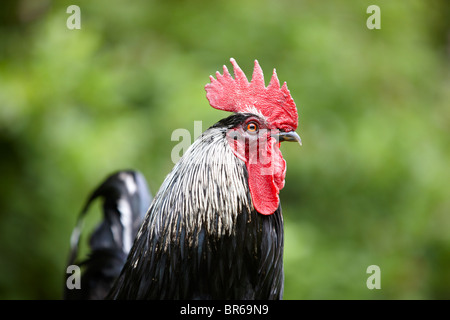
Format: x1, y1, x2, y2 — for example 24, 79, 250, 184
247, 122, 258, 132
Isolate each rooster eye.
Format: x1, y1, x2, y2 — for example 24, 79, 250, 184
246, 121, 259, 133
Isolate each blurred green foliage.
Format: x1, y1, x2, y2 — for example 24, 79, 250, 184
0, 0, 449, 299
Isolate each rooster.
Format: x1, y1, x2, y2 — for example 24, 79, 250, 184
64, 170, 152, 299
105, 58, 301, 299
66, 59, 300, 299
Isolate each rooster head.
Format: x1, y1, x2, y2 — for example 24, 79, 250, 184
205, 58, 301, 215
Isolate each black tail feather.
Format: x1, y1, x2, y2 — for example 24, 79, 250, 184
63, 170, 152, 300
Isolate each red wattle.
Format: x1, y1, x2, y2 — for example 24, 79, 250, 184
246, 162, 280, 215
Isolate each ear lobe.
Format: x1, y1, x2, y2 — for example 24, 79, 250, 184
226, 129, 246, 162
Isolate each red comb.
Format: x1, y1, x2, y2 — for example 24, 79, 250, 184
205, 58, 298, 132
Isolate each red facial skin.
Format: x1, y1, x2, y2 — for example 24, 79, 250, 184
226, 117, 286, 215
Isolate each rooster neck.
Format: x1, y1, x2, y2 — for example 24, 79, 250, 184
146, 125, 252, 242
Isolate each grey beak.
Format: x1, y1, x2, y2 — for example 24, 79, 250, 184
277, 131, 302, 146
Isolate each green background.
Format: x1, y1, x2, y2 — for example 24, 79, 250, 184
0, 0, 449, 299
